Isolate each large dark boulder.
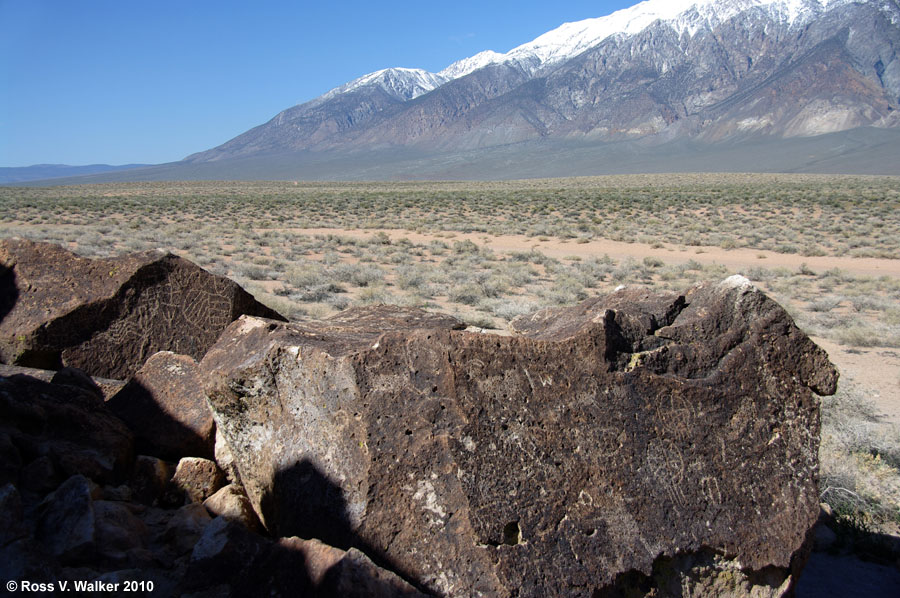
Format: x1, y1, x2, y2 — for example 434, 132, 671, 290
201, 280, 837, 597
107, 351, 215, 461
0, 239, 284, 379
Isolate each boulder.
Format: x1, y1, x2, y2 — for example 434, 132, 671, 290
202, 282, 837, 597
93, 500, 148, 563
0, 239, 284, 379
166, 457, 226, 505
0, 372, 133, 484
107, 352, 215, 461
35, 474, 99, 564
130, 455, 174, 506
163, 503, 213, 555
203, 484, 262, 531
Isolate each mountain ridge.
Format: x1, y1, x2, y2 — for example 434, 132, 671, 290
185, 0, 897, 167
12, 0, 897, 183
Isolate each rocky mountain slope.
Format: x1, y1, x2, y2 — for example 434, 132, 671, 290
186, 0, 900, 166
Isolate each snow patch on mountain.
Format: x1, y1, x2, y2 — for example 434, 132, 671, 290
439, 51, 506, 79
319, 67, 448, 103
311, 0, 862, 104
502, 0, 859, 72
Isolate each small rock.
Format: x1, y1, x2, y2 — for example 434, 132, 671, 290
165, 457, 225, 506
163, 503, 212, 555
130, 455, 173, 505
185, 517, 269, 591
321, 546, 429, 597
203, 484, 261, 531
278, 536, 427, 597
35, 474, 97, 564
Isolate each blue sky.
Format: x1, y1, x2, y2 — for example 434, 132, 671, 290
0, 0, 634, 166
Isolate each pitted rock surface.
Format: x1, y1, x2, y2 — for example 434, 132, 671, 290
202, 282, 837, 597
0, 239, 284, 379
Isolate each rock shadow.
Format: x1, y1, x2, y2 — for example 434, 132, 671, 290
261, 458, 431, 595
106, 378, 213, 462
0, 264, 17, 326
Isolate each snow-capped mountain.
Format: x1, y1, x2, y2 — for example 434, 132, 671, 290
317, 68, 448, 104
185, 0, 898, 171
319, 0, 862, 96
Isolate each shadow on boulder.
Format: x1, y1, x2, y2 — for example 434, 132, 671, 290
0, 265, 17, 326
258, 458, 430, 596
106, 352, 216, 462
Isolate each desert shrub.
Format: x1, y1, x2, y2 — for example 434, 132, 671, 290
820, 384, 900, 528
286, 264, 328, 289
332, 263, 385, 287
449, 283, 485, 306
485, 297, 540, 321
239, 264, 272, 281
836, 326, 884, 348
808, 297, 841, 312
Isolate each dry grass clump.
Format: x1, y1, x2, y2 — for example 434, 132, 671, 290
820, 383, 900, 547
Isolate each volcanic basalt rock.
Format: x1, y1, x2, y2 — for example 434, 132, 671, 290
107, 351, 216, 461
202, 279, 837, 597
0, 239, 284, 379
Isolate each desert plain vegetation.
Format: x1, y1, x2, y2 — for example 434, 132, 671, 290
1, 172, 899, 558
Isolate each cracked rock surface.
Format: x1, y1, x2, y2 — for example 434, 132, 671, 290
202, 278, 837, 597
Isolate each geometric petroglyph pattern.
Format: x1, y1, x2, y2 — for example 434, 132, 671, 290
0, 239, 283, 379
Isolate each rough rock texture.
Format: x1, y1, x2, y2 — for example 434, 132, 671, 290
166, 457, 226, 505
204, 484, 262, 531
0, 353, 408, 595
0, 239, 284, 379
202, 280, 837, 597
107, 352, 215, 461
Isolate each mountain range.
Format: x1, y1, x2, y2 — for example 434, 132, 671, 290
14, 0, 900, 182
